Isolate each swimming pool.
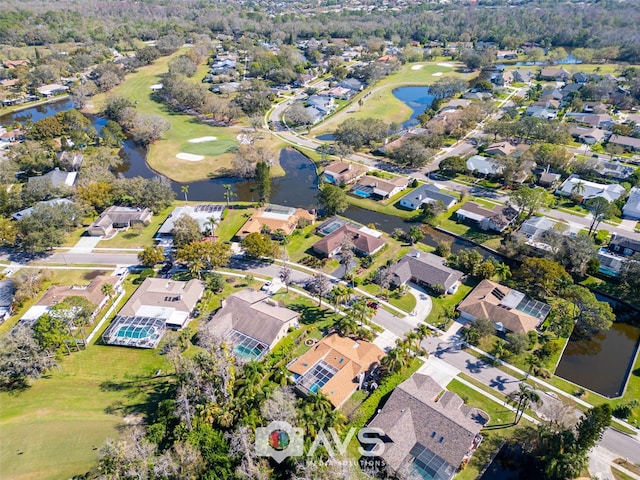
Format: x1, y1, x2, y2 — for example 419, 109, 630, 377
116, 326, 154, 339
353, 189, 372, 198
233, 344, 265, 362
318, 221, 344, 235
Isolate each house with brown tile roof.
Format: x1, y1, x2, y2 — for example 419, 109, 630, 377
322, 161, 368, 185
203, 289, 299, 361
87, 206, 153, 237
236, 205, 316, 239
389, 250, 463, 294
484, 141, 516, 157
2, 59, 29, 69
455, 202, 518, 232
312, 225, 385, 258
457, 279, 550, 334
288, 333, 385, 408
118, 277, 204, 329
369, 373, 488, 480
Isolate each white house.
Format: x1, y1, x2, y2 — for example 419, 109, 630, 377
623, 187, 640, 220
555, 174, 626, 203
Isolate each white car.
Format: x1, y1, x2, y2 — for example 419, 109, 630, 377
260, 281, 272, 292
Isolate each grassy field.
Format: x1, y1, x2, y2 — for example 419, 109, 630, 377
0, 335, 172, 480
425, 277, 479, 328
87, 49, 245, 183
311, 60, 471, 135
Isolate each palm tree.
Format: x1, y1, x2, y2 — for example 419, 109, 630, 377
208, 216, 220, 238
181, 185, 189, 204
495, 262, 511, 281
223, 184, 236, 207
510, 382, 541, 424
570, 180, 586, 202
381, 347, 407, 375
335, 315, 358, 337
101, 283, 115, 299
415, 324, 433, 344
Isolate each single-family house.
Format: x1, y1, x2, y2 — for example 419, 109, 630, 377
456, 202, 518, 232
288, 333, 386, 408
368, 373, 488, 480
484, 142, 516, 157
518, 215, 578, 251
339, 78, 364, 92
598, 233, 640, 277
0, 128, 24, 142
457, 279, 551, 334
114, 277, 204, 330
351, 175, 410, 199
389, 250, 463, 294
322, 161, 368, 185
18, 275, 122, 329
596, 160, 636, 180
306, 95, 334, 114
462, 91, 493, 100
11, 198, 74, 221
512, 69, 535, 84
526, 105, 558, 120
555, 174, 626, 203
560, 83, 583, 99
312, 224, 385, 258
57, 151, 84, 171
490, 71, 513, 87
0, 280, 16, 322
157, 204, 225, 236
102, 278, 204, 348
573, 72, 590, 83
539, 67, 570, 82
466, 155, 503, 176
237, 205, 315, 239
539, 89, 564, 102
565, 113, 614, 129
537, 171, 561, 188
608, 134, 640, 152
582, 101, 608, 114
203, 289, 299, 361
325, 86, 352, 99
399, 184, 458, 211
623, 187, 640, 220
36, 84, 69, 97
2, 59, 29, 69
28, 167, 77, 188
88, 206, 153, 237
570, 126, 608, 145
497, 50, 518, 60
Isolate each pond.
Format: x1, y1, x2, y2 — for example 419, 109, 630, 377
1, 100, 320, 208
343, 205, 496, 257
555, 321, 640, 398
2, 98, 477, 249
391, 86, 435, 128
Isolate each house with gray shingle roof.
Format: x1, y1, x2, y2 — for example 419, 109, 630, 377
28, 168, 77, 188
399, 184, 457, 211
204, 289, 299, 361
368, 373, 488, 480
623, 187, 640, 220
389, 251, 463, 294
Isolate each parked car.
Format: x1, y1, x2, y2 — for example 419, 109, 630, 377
260, 281, 272, 292
367, 301, 380, 310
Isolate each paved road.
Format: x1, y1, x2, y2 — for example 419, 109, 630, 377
423, 326, 640, 466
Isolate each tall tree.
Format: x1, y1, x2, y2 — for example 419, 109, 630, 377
172, 214, 203, 249
317, 185, 348, 216
585, 197, 617, 235
307, 273, 331, 307
223, 184, 236, 207
255, 161, 271, 204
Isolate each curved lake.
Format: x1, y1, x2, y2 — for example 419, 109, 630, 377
555, 321, 640, 398
392, 86, 435, 128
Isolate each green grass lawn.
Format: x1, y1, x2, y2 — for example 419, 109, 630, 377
216, 207, 254, 242
311, 60, 471, 135
96, 205, 173, 249
387, 291, 417, 313
87, 49, 246, 183
425, 277, 478, 328
0, 342, 172, 480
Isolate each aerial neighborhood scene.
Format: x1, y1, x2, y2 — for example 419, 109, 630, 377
2, 0, 640, 479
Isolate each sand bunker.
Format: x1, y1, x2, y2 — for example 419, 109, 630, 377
432, 72, 443, 77
411, 65, 424, 70
437, 62, 453, 67
188, 136, 217, 143
177, 153, 204, 161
